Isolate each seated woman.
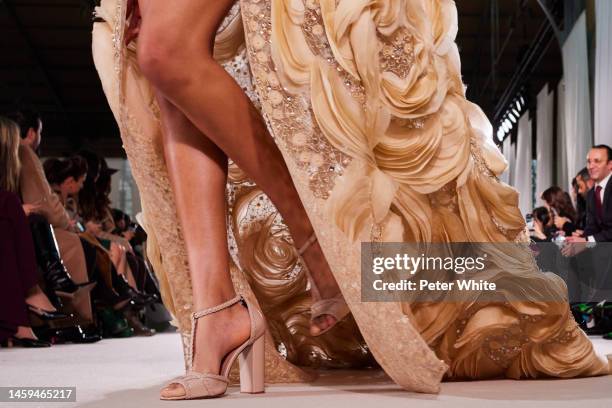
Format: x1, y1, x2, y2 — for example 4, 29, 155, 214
43, 156, 87, 222
531, 207, 553, 243
75, 158, 139, 287
0, 116, 70, 347
542, 187, 579, 238
43, 156, 151, 306
42, 156, 106, 327
45, 154, 156, 336
11, 109, 98, 318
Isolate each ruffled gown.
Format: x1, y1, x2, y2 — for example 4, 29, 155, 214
92, 0, 610, 393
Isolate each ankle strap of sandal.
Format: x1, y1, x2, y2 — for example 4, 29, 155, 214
187, 295, 244, 369
192, 295, 243, 320
297, 232, 318, 256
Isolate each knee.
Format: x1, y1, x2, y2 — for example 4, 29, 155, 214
136, 31, 215, 93
137, 33, 182, 91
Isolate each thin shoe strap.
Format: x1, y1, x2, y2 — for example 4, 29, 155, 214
297, 232, 318, 256
192, 295, 243, 320
187, 295, 243, 369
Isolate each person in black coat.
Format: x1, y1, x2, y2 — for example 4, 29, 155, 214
564, 145, 612, 302
584, 146, 612, 242
566, 145, 612, 244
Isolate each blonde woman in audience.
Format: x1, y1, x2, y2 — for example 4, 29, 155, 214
0, 116, 68, 347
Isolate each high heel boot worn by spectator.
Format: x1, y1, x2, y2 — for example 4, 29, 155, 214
112, 271, 157, 308
29, 215, 79, 294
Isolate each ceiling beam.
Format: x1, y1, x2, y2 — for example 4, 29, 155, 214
493, 19, 556, 122
535, 0, 563, 47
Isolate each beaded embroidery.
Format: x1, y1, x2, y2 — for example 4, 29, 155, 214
482, 326, 530, 368
242, 0, 351, 199
300, 0, 366, 103
379, 28, 416, 80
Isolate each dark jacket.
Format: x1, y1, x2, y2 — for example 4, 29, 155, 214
584, 178, 612, 242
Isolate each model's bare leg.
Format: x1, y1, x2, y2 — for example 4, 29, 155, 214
156, 94, 251, 399
137, 0, 340, 334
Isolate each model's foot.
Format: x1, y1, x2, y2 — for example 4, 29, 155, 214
160, 299, 252, 399
299, 238, 344, 336
25, 286, 57, 312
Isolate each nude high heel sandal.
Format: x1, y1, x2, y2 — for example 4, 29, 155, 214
160, 295, 265, 400
296, 232, 350, 336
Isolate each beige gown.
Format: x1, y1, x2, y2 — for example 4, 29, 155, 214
92, 0, 610, 393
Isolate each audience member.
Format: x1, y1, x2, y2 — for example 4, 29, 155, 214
10, 110, 79, 292
9, 110, 99, 342
563, 145, 612, 303
566, 145, 612, 244
541, 186, 578, 237
44, 154, 156, 337
0, 116, 71, 348
2, 110, 169, 345
574, 168, 593, 231
531, 207, 553, 242
43, 156, 87, 220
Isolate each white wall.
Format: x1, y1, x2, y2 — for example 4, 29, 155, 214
105, 158, 142, 218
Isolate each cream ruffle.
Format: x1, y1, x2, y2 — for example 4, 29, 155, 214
271, 0, 521, 243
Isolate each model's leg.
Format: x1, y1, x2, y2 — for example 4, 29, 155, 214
155, 93, 251, 399
137, 0, 339, 334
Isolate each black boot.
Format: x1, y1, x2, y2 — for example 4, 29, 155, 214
112, 271, 156, 308
53, 325, 102, 344
29, 215, 78, 294
91, 278, 132, 310
124, 308, 156, 337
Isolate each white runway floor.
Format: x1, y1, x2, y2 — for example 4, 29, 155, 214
1, 332, 611, 408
